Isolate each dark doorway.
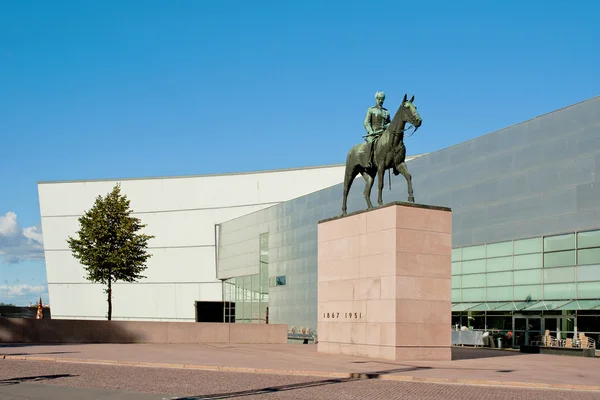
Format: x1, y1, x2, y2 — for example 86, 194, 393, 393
195, 301, 226, 323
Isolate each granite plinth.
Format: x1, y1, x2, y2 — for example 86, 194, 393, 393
317, 202, 452, 361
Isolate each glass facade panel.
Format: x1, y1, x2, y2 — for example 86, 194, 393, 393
486, 241, 513, 258
578, 281, 600, 299
577, 230, 600, 249
452, 248, 461, 262
461, 287, 485, 302
452, 289, 461, 302
462, 274, 486, 288
514, 269, 542, 285
450, 230, 600, 313
513, 253, 542, 270
244, 275, 251, 300
486, 271, 512, 287
222, 232, 270, 324
514, 284, 542, 301
544, 250, 576, 268
544, 283, 576, 300
513, 237, 542, 255
578, 248, 600, 265
486, 256, 512, 272
461, 259, 486, 274
461, 245, 485, 260
259, 233, 269, 323
451, 262, 461, 276
577, 264, 600, 282
487, 286, 511, 301
544, 266, 576, 284
451, 277, 460, 289
544, 233, 576, 252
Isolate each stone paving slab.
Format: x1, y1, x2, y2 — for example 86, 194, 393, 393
4, 359, 599, 400
1, 343, 599, 392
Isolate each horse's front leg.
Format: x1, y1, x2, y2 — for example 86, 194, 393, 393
377, 167, 385, 205
398, 162, 414, 202
361, 171, 375, 209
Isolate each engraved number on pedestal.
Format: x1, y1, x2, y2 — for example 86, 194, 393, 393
323, 312, 362, 319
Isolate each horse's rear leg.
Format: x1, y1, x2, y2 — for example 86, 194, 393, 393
361, 171, 375, 209
342, 167, 360, 215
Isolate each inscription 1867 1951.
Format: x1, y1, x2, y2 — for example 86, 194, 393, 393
323, 312, 363, 319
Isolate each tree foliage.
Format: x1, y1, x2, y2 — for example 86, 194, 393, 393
67, 184, 154, 320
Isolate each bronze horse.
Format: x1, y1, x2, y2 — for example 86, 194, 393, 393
342, 94, 422, 216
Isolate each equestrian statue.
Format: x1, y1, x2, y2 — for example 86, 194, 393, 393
341, 92, 422, 216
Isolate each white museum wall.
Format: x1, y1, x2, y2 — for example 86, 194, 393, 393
38, 165, 346, 321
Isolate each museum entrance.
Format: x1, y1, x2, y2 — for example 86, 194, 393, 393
513, 315, 541, 346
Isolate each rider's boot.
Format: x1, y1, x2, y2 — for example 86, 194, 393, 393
366, 144, 374, 169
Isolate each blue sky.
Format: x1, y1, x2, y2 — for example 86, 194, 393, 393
0, 1, 598, 305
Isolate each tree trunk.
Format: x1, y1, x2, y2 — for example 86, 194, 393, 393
107, 278, 112, 321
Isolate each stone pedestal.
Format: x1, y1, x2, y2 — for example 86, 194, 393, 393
317, 202, 452, 361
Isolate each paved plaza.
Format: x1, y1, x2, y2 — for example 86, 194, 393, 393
1, 358, 600, 400
1, 343, 599, 398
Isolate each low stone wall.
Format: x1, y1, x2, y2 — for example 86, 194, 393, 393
540, 346, 596, 358
0, 316, 287, 345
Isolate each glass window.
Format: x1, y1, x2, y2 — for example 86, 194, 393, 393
544, 267, 576, 284
451, 262, 461, 276
487, 271, 513, 287
487, 314, 513, 330
514, 237, 542, 255
486, 256, 512, 272
259, 301, 269, 322
513, 253, 542, 270
452, 289, 461, 302
544, 233, 575, 252
577, 230, 600, 249
462, 274, 486, 288
251, 297, 259, 321
544, 250, 576, 268
461, 287, 485, 302
578, 248, 600, 266
513, 284, 542, 301
578, 281, 600, 299
243, 301, 253, 322
461, 259, 486, 274
452, 248, 461, 262
276, 276, 287, 286
260, 269, 269, 295
461, 245, 486, 260
544, 283, 576, 300
514, 269, 542, 285
452, 276, 460, 289
244, 275, 252, 300
487, 286, 512, 301
577, 265, 600, 282
486, 241, 513, 258
235, 285, 245, 321
252, 275, 260, 301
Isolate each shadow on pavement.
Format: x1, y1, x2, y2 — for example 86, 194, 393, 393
172, 367, 435, 399
451, 347, 523, 360
170, 377, 361, 399
0, 343, 80, 356
0, 374, 76, 386
2, 351, 80, 356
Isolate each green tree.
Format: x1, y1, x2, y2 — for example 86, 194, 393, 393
67, 184, 154, 320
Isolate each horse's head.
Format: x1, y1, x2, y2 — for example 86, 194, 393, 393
400, 94, 422, 129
